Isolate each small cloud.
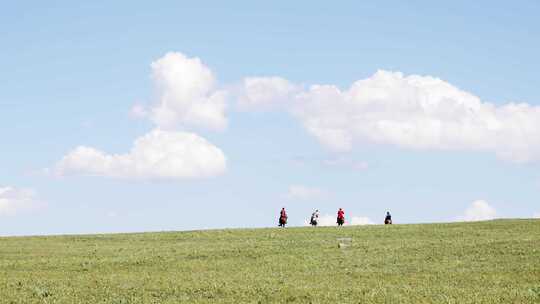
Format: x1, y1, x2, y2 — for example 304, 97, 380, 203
81, 119, 94, 129
106, 211, 118, 218
0, 186, 45, 216
353, 161, 369, 171
303, 214, 375, 226
458, 200, 497, 222
290, 156, 308, 166
237, 76, 299, 110
533, 212, 540, 219
349, 216, 375, 225
129, 104, 148, 119
322, 157, 369, 171
286, 185, 328, 201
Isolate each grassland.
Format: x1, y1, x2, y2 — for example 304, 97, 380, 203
0, 219, 539, 303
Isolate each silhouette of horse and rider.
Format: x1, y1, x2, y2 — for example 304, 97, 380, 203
278, 207, 288, 227
384, 211, 392, 224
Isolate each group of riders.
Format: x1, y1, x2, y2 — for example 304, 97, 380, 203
278, 208, 393, 227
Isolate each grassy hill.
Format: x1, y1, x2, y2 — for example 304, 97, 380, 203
1, 219, 539, 303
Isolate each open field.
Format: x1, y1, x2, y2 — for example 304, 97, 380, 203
1, 219, 539, 303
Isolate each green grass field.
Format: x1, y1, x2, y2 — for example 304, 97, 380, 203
1, 219, 539, 303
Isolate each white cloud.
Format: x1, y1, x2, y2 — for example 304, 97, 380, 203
315, 214, 338, 226
322, 157, 369, 171
241, 71, 540, 163
286, 185, 327, 200
350, 216, 375, 225
0, 186, 44, 216
533, 212, 540, 219
55, 129, 226, 180
304, 214, 374, 226
237, 76, 298, 110
129, 104, 148, 119
150, 52, 227, 131
459, 200, 497, 222
56, 52, 229, 181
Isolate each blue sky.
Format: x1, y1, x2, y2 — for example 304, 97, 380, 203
1, 1, 539, 235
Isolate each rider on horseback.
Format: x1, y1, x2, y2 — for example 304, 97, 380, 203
337, 208, 345, 226
384, 211, 392, 224
278, 207, 288, 227
310, 209, 319, 226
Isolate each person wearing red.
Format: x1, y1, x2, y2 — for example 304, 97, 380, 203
337, 208, 345, 226
278, 207, 288, 227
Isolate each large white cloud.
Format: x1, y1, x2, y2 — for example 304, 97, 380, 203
150, 52, 227, 131
0, 186, 43, 216
55, 129, 226, 179
240, 70, 540, 163
459, 200, 497, 222
57, 52, 229, 181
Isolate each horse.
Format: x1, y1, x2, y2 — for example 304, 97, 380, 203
384, 218, 392, 225
279, 216, 287, 227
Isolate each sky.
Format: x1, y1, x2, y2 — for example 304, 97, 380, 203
1, 1, 539, 236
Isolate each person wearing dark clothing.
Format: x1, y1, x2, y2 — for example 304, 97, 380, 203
384, 211, 392, 225
278, 208, 288, 227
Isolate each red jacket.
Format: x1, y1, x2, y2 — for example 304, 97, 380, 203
337, 210, 345, 219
